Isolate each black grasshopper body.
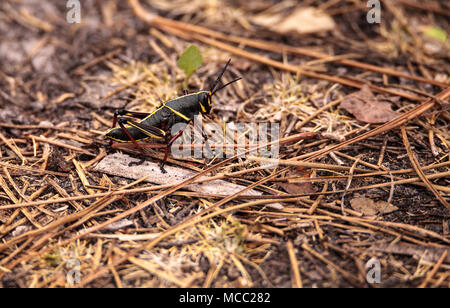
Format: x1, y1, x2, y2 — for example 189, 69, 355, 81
106, 91, 211, 143
105, 59, 241, 173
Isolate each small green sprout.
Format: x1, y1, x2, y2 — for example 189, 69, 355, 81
423, 26, 447, 42
177, 45, 203, 91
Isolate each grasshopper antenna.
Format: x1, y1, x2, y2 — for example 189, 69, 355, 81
211, 77, 242, 95
209, 58, 232, 93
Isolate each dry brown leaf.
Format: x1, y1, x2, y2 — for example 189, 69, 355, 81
350, 197, 398, 216
252, 7, 335, 35
104, 219, 134, 231
279, 169, 316, 195
340, 85, 399, 123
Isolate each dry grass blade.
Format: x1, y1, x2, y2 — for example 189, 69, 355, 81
248, 156, 373, 173
0, 173, 19, 204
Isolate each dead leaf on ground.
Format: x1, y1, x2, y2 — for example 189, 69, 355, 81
251, 7, 335, 35
340, 85, 399, 124
350, 197, 398, 216
279, 169, 316, 195
104, 218, 134, 231
12, 225, 30, 237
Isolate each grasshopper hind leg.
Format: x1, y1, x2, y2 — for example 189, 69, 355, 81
159, 161, 167, 174
116, 117, 170, 170
159, 129, 185, 174
116, 118, 147, 167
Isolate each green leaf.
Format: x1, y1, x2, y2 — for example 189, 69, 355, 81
177, 45, 203, 89
423, 26, 447, 42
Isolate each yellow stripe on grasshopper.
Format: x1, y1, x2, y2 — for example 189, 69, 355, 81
108, 135, 151, 143
199, 101, 207, 113
126, 122, 166, 140
164, 105, 191, 121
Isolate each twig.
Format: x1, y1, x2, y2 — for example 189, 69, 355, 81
286, 240, 303, 288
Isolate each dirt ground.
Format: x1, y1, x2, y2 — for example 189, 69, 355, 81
0, 0, 449, 288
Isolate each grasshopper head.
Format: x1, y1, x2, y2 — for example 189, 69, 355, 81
201, 59, 241, 114
198, 91, 212, 114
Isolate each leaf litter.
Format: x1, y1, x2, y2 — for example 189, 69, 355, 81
349, 196, 399, 216
340, 85, 399, 124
